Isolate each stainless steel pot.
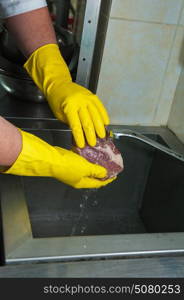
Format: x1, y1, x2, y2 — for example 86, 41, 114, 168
0, 25, 79, 103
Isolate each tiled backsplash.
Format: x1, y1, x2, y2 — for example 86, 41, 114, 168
168, 68, 184, 143
97, 0, 184, 127
110, 0, 183, 24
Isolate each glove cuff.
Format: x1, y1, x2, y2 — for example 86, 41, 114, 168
3, 129, 55, 177
24, 43, 72, 95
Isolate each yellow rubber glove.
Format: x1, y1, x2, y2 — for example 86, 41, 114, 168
2, 129, 115, 189
24, 44, 110, 148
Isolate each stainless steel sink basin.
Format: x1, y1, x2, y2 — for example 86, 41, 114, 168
1, 123, 184, 264
22, 130, 152, 238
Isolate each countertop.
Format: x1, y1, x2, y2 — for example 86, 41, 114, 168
1, 88, 184, 278
1, 256, 184, 278
0, 88, 54, 120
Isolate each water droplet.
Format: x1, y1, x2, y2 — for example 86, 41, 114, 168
92, 200, 98, 206
83, 194, 89, 201
80, 226, 86, 234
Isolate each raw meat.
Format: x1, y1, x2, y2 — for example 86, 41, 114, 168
73, 131, 124, 180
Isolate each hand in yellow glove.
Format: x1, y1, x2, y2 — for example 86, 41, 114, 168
2, 129, 115, 189
24, 44, 110, 148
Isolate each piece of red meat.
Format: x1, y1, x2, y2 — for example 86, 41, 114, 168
73, 132, 124, 180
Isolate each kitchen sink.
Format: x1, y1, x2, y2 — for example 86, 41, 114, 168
1, 123, 184, 264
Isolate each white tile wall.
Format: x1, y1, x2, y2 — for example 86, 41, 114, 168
179, 4, 184, 25
97, 19, 176, 125
153, 26, 184, 125
168, 68, 184, 143
111, 0, 183, 24
96, 0, 184, 126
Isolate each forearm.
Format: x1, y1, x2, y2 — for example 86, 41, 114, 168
5, 7, 57, 57
2, 7, 56, 162
0, 117, 22, 167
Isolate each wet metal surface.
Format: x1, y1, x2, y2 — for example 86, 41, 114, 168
23, 129, 152, 238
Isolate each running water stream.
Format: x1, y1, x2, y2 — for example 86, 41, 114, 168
70, 189, 98, 236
